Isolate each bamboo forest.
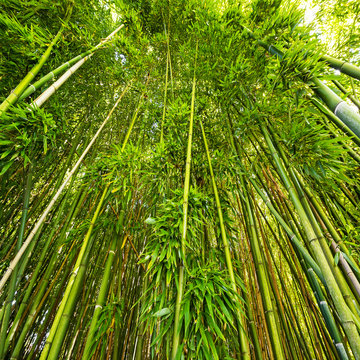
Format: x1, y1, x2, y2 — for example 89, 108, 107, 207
2, 0, 360, 359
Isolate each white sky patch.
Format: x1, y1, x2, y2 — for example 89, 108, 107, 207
303, 3, 319, 25
111, 4, 122, 23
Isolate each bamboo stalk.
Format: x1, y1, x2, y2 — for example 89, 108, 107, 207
274, 139, 360, 315
332, 80, 360, 110
241, 179, 285, 359
8, 183, 85, 358
19, 24, 124, 101
261, 124, 360, 359
171, 42, 197, 360
321, 54, 360, 81
312, 78, 360, 139
224, 112, 284, 358
199, 117, 250, 359
30, 54, 93, 108
0, 21, 68, 115
0, 85, 130, 292
160, 22, 170, 144
39, 185, 109, 360
239, 24, 360, 81
81, 196, 126, 359
311, 98, 360, 147
238, 24, 360, 139
0, 164, 33, 358
40, 76, 144, 359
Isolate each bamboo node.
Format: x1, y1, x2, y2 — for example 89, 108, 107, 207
10, 90, 19, 99
339, 61, 348, 72
264, 309, 274, 314
342, 320, 355, 325
334, 100, 346, 116
309, 236, 320, 244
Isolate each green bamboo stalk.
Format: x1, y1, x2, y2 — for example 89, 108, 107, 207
13, 138, 85, 286
257, 204, 316, 359
39, 184, 109, 360
311, 98, 360, 147
240, 24, 360, 80
134, 275, 148, 360
332, 80, 360, 109
199, 117, 250, 359
273, 192, 348, 357
312, 78, 360, 139
19, 51, 92, 102
238, 25, 360, 139
251, 184, 347, 359
321, 55, 360, 81
0, 26, 65, 116
239, 206, 274, 359
241, 179, 285, 359
274, 140, 360, 314
171, 43, 197, 360
41, 79, 142, 359
254, 205, 301, 360
112, 234, 125, 360
233, 203, 264, 360
30, 27, 126, 109
261, 124, 360, 359
122, 77, 149, 150
248, 177, 324, 283
224, 113, 285, 358
24, 250, 79, 360
0, 163, 32, 359
46, 229, 104, 360
160, 21, 170, 144
274, 196, 348, 359
81, 202, 126, 359
10, 235, 78, 359
297, 173, 360, 289
164, 17, 175, 101
0, 85, 130, 292
30, 54, 93, 109
8, 182, 85, 358
307, 266, 349, 359
18, 24, 124, 102
289, 279, 324, 359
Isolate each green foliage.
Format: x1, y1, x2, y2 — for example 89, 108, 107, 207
180, 265, 242, 360
0, 105, 57, 175
278, 114, 355, 186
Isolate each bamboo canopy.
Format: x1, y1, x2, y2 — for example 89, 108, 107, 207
1, 0, 360, 359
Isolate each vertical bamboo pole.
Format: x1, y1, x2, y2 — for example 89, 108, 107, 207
171, 42, 197, 360
199, 117, 250, 359
0, 164, 32, 358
